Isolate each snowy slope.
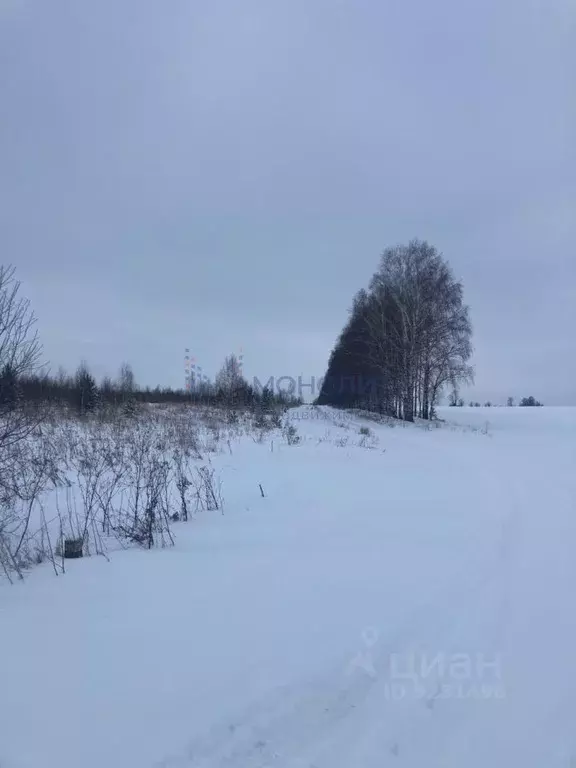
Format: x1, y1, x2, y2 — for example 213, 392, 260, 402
2, 406, 576, 767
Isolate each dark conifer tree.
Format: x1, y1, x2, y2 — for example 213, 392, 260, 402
75, 362, 99, 415
0, 363, 20, 410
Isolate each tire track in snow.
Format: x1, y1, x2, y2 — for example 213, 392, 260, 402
153, 531, 508, 768
268, 454, 523, 767
340, 451, 539, 767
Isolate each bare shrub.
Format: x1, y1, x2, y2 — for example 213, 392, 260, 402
283, 424, 301, 445
192, 465, 222, 513
0, 417, 66, 578
2, 398, 235, 581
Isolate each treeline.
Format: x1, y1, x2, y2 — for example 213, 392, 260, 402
317, 240, 473, 421
1, 356, 301, 416
0, 263, 301, 418
518, 396, 543, 407
449, 396, 545, 408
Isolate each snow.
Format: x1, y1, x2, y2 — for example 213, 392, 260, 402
2, 405, 576, 767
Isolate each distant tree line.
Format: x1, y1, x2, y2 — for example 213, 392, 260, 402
0, 260, 545, 424
505, 396, 544, 407
1, 355, 300, 417
317, 240, 474, 421
518, 396, 543, 407
446, 396, 546, 408
0, 265, 301, 420
0, 262, 299, 419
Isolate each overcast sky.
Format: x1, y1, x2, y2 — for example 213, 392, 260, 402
1, 0, 574, 404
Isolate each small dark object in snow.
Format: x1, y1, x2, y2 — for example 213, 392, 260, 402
64, 538, 83, 559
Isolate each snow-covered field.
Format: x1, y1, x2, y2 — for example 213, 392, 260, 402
2, 405, 576, 767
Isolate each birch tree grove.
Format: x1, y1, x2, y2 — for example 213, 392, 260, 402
317, 240, 473, 420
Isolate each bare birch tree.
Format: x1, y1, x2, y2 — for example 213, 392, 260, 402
323, 240, 474, 421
